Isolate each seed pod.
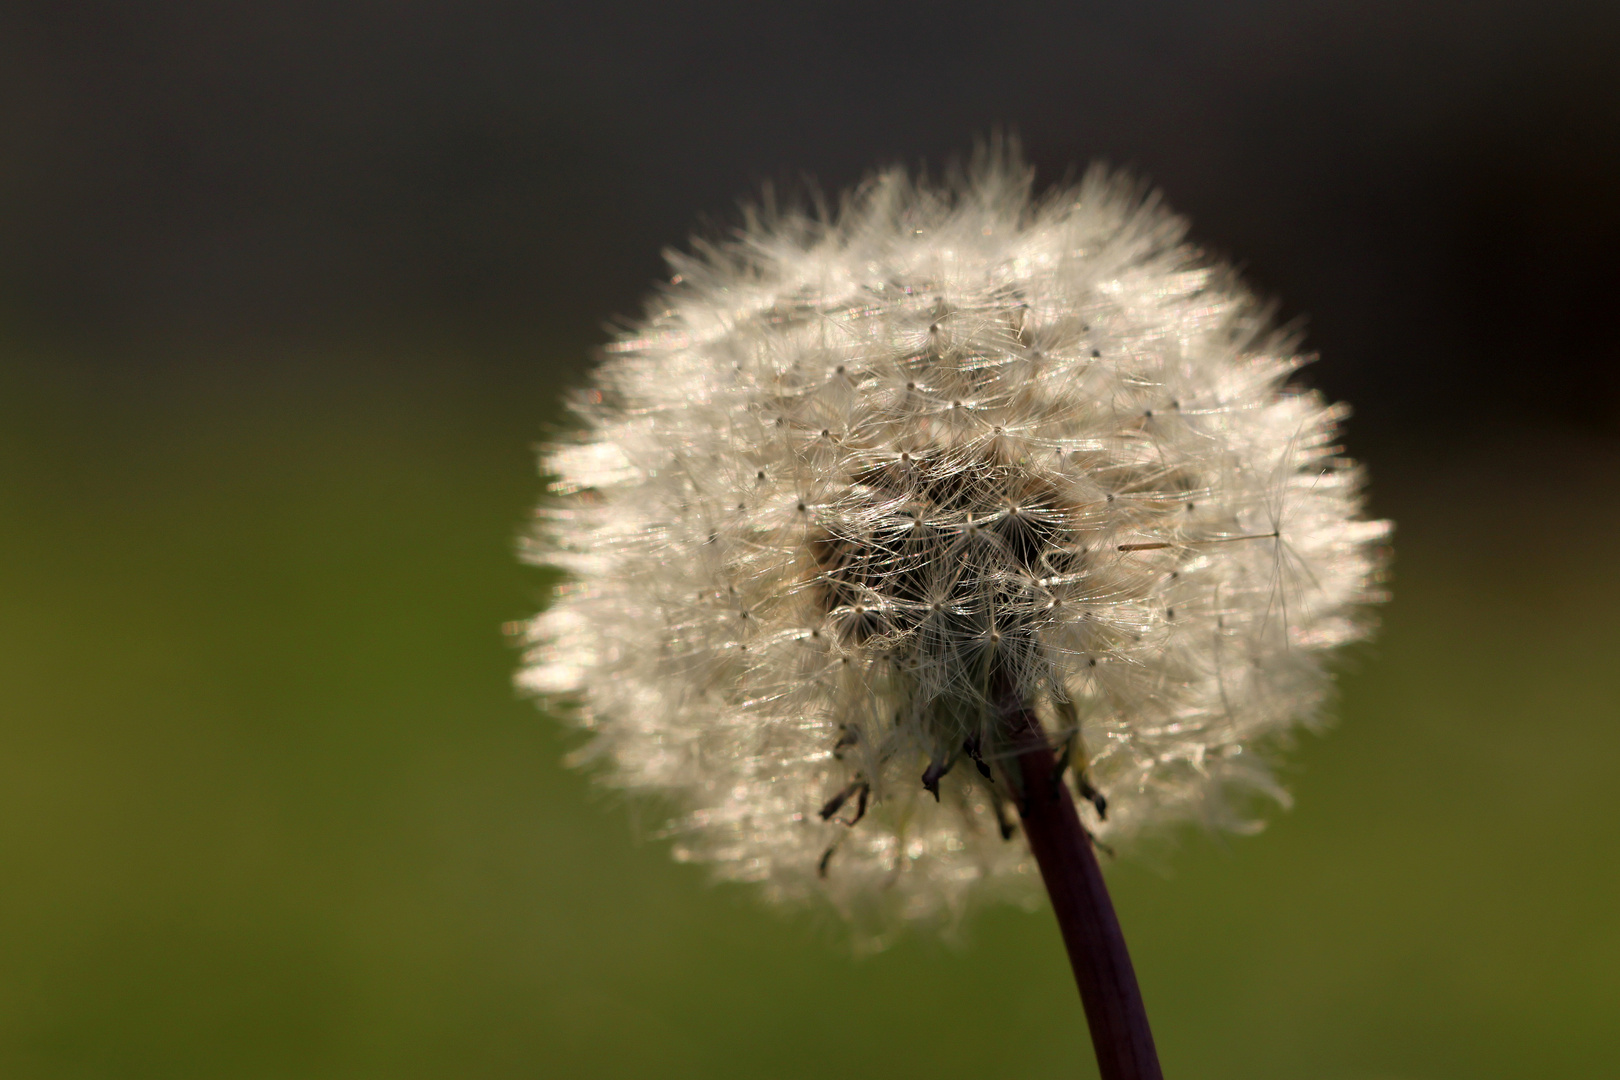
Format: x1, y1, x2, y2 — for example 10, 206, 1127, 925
521, 149, 1390, 933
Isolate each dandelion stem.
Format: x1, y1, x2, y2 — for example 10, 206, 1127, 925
1001, 697, 1163, 1080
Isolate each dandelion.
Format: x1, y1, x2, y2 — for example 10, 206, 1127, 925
520, 146, 1390, 1079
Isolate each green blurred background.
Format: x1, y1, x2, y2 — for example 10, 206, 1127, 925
3, 3, 1619, 1078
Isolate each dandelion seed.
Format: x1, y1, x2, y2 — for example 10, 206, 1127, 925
519, 145, 1389, 1077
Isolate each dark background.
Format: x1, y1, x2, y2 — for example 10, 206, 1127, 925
6, 0, 1620, 432
2, 3, 1617, 1078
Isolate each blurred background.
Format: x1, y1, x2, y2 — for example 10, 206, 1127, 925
2, 2, 1617, 1077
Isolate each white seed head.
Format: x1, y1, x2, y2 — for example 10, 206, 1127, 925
521, 151, 1391, 934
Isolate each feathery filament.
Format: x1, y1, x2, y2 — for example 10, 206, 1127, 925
522, 151, 1390, 934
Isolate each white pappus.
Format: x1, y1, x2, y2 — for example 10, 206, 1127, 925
520, 149, 1391, 935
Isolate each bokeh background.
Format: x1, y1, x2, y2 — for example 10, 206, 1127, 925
3, 2, 1618, 1077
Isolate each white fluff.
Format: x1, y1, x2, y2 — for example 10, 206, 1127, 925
521, 150, 1390, 935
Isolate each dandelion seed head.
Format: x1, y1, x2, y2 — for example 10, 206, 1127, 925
521, 149, 1390, 934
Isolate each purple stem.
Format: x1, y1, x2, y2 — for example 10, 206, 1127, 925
1001, 699, 1164, 1080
